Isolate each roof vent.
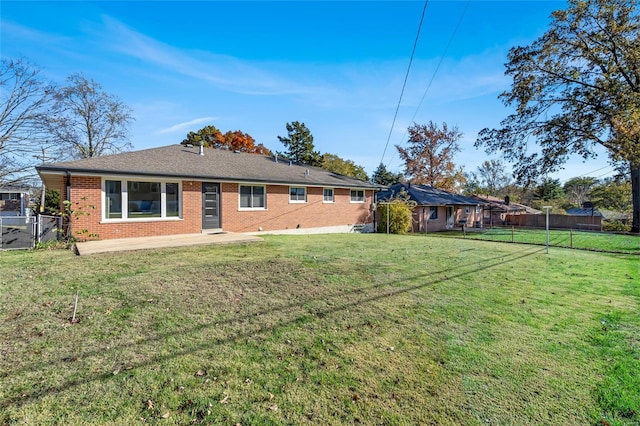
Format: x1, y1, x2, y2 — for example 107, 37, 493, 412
199, 142, 204, 156
274, 154, 278, 163
305, 169, 309, 177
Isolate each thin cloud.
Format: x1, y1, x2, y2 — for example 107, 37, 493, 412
157, 117, 218, 135
92, 16, 330, 97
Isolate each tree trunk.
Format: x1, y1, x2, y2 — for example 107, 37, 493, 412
631, 163, 640, 234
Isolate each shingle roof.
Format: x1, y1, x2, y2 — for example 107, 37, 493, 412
36, 144, 381, 189
376, 183, 480, 206
471, 194, 542, 214
566, 207, 604, 217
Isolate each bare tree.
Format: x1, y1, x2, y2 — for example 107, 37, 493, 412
46, 73, 134, 159
0, 58, 52, 183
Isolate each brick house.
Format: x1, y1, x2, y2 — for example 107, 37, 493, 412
36, 144, 381, 241
376, 183, 482, 233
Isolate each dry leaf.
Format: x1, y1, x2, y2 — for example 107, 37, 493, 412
194, 370, 205, 377
269, 404, 278, 411
161, 411, 170, 418
146, 400, 154, 410
268, 392, 274, 401
220, 395, 229, 404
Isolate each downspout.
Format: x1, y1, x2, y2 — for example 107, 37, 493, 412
66, 171, 72, 239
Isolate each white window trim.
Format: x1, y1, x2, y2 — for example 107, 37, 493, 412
289, 186, 307, 204
238, 184, 267, 210
350, 189, 365, 203
101, 178, 182, 222
323, 188, 334, 203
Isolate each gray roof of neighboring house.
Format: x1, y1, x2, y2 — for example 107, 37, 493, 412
566, 207, 604, 217
0, 185, 30, 193
36, 144, 381, 189
376, 183, 480, 206
472, 194, 542, 214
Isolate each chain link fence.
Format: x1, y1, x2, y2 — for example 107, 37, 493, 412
0, 215, 63, 250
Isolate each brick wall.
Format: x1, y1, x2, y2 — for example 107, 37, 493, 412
66, 175, 375, 240
221, 184, 373, 233
68, 177, 201, 241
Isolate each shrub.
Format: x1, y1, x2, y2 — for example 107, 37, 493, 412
377, 190, 416, 234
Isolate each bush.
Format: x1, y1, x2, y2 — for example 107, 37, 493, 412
602, 220, 631, 233
377, 190, 416, 234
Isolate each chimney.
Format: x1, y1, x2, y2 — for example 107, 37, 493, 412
199, 141, 204, 156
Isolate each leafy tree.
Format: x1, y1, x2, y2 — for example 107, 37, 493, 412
376, 190, 416, 234
396, 121, 465, 191
45, 73, 134, 159
475, 0, 640, 232
563, 176, 599, 207
534, 178, 565, 201
0, 58, 52, 183
277, 121, 322, 166
589, 177, 632, 212
372, 163, 404, 186
181, 125, 271, 155
321, 153, 368, 181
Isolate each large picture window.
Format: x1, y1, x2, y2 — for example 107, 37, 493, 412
239, 185, 265, 209
104, 179, 181, 220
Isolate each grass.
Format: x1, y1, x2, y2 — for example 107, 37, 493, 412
1, 234, 638, 425
438, 226, 640, 254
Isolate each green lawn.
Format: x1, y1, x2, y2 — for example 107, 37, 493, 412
439, 227, 640, 254
1, 234, 638, 425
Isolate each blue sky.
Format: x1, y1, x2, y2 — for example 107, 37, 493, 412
2, 0, 615, 183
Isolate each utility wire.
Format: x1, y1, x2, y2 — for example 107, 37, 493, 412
385, 0, 470, 170
379, 0, 429, 166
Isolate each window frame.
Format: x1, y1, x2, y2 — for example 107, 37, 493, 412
350, 189, 365, 203
102, 178, 182, 222
239, 184, 266, 210
323, 188, 334, 203
429, 206, 438, 220
289, 186, 307, 203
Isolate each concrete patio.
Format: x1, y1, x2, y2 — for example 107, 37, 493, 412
75, 232, 264, 255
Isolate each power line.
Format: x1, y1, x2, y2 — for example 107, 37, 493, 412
379, 0, 429, 167
385, 0, 470, 171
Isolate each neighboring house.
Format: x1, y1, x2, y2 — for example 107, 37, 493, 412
566, 207, 631, 225
0, 186, 30, 216
376, 183, 482, 233
36, 144, 381, 241
472, 194, 541, 226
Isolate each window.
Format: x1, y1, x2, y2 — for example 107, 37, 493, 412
103, 179, 180, 220
239, 185, 265, 209
166, 183, 179, 217
350, 189, 365, 203
128, 181, 161, 217
465, 206, 471, 214
429, 206, 438, 220
323, 188, 334, 203
290, 187, 306, 203
105, 180, 122, 219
